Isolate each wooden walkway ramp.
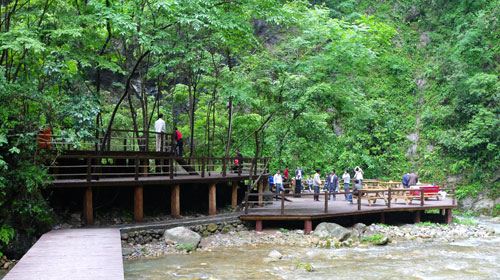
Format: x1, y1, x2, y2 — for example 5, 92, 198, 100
3, 229, 124, 280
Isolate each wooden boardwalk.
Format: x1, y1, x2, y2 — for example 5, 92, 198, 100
3, 229, 124, 280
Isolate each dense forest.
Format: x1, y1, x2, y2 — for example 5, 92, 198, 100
0, 0, 498, 257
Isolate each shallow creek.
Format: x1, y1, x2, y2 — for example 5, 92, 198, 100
124, 219, 500, 280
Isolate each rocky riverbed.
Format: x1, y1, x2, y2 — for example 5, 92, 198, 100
122, 219, 496, 260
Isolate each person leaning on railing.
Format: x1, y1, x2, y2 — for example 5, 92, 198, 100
154, 114, 166, 152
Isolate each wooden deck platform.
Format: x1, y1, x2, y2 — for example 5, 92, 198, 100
3, 229, 124, 280
241, 193, 456, 232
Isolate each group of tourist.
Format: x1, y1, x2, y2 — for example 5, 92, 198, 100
269, 166, 365, 204
155, 114, 183, 156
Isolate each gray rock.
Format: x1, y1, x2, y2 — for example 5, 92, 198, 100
164, 227, 202, 248
313, 223, 351, 241
352, 223, 367, 233
120, 233, 129, 240
268, 250, 283, 260
122, 247, 135, 256
206, 223, 218, 233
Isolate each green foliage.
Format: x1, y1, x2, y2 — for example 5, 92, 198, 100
296, 262, 314, 272
453, 216, 478, 226
415, 221, 435, 227
175, 243, 196, 252
361, 233, 386, 244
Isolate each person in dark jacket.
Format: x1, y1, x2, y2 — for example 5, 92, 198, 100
402, 173, 410, 188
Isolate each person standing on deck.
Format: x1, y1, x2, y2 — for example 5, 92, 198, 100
284, 166, 289, 182
402, 172, 410, 188
273, 170, 284, 200
408, 172, 418, 187
313, 169, 321, 201
154, 114, 166, 152
342, 169, 352, 203
294, 167, 303, 197
234, 149, 243, 174
174, 127, 183, 157
354, 166, 364, 187
327, 170, 338, 200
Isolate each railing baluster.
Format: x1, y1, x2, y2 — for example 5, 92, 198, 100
222, 157, 227, 177
387, 188, 391, 208
86, 157, 91, 182
420, 187, 424, 206
134, 156, 139, 181
357, 190, 362, 210
169, 157, 174, 179
201, 157, 205, 178
280, 191, 285, 215
324, 191, 328, 213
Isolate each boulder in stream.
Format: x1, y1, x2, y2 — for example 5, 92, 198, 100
313, 223, 351, 241
164, 227, 201, 248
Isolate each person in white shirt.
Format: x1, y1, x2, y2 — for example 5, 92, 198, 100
354, 166, 364, 186
342, 169, 352, 203
273, 170, 284, 199
154, 114, 166, 152
313, 169, 321, 201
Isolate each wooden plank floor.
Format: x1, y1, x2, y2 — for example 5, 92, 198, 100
3, 229, 124, 280
241, 194, 455, 220
51, 172, 260, 187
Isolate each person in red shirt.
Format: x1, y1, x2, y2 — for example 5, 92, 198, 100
174, 127, 183, 157
284, 166, 289, 181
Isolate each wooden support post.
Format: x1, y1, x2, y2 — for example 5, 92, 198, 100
258, 181, 263, 207
324, 191, 328, 213
255, 220, 263, 232
445, 209, 453, 224
83, 187, 93, 225
209, 183, 217, 216
304, 220, 312, 234
171, 184, 180, 218
414, 211, 421, 223
232, 181, 238, 209
380, 212, 386, 224
440, 209, 445, 216
134, 186, 144, 222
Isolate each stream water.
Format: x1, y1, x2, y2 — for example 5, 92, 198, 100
124, 219, 500, 280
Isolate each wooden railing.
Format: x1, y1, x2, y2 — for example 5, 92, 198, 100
49, 153, 270, 182
48, 129, 185, 153
244, 187, 456, 215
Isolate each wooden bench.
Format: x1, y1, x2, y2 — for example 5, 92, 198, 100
391, 185, 441, 205
363, 185, 388, 206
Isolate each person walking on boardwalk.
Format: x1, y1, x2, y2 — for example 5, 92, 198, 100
154, 114, 166, 152
327, 170, 339, 200
313, 169, 321, 201
354, 166, 364, 187
273, 170, 284, 200
342, 169, 352, 203
294, 167, 303, 197
174, 127, 183, 157
402, 172, 410, 188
